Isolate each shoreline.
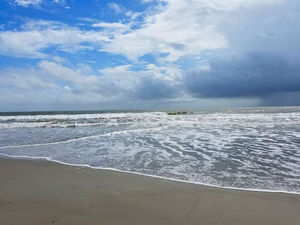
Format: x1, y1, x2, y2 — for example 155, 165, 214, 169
1, 153, 299, 195
1, 157, 300, 225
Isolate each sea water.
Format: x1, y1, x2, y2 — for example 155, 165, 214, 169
0, 107, 299, 192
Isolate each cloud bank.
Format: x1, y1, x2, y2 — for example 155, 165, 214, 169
0, 0, 300, 111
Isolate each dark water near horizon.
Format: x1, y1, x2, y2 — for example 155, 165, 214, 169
0, 106, 300, 192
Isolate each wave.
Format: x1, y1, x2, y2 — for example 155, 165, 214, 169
0, 112, 166, 128
0, 112, 165, 121
0, 126, 167, 149
1, 110, 300, 129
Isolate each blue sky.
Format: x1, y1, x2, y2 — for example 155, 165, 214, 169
0, 0, 300, 111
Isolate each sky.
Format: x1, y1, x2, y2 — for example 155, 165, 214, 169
0, 0, 300, 111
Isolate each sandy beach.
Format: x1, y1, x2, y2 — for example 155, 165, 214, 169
0, 158, 300, 225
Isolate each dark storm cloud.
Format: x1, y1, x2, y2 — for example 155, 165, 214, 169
184, 52, 300, 98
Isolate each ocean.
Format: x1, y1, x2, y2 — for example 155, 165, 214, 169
0, 107, 300, 193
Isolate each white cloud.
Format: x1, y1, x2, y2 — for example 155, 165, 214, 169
0, 0, 287, 62
14, 0, 42, 7
108, 2, 123, 14
13, 0, 69, 7
64, 85, 71, 91
145, 63, 181, 81
51, 56, 67, 64
0, 67, 58, 91
98, 65, 143, 94
100, 0, 283, 62
101, 0, 226, 61
91, 22, 128, 31
0, 20, 109, 58
0, 62, 115, 108
53, 0, 65, 4
141, 0, 154, 3
0, 59, 184, 110
38, 61, 100, 91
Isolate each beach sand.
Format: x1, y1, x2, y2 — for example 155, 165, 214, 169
1, 158, 300, 225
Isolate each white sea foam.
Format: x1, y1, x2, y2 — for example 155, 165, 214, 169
0, 107, 300, 192
0, 152, 299, 195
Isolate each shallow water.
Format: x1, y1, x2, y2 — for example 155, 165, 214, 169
0, 107, 300, 192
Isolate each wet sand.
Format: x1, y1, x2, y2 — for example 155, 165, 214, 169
0, 158, 300, 225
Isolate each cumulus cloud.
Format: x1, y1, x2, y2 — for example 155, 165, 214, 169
38, 61, 100, 90
0, 59, 183, 111
101, 0, 284, 61
0, 62, 119, 111
101, 0, 228, 61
